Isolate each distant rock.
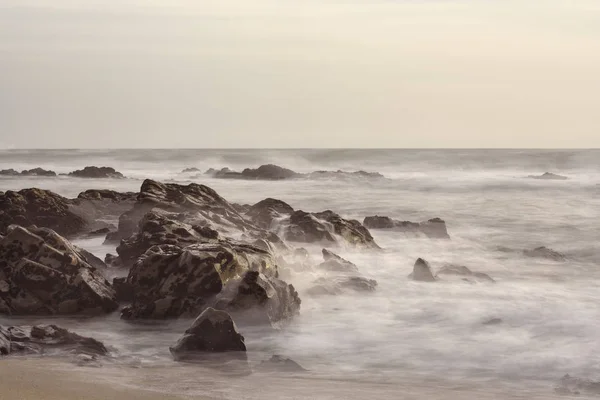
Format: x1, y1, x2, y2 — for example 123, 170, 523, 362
181, 167, 201, 173
483, 318, 503, 326
205, 164, 386, 181
408, 258, 436, 282
523, 246, 566, 261
68, 166, 124, 179
257, 355, 307, 373
169, 308, 247, 363
0, 324, 108, 357
555, 374, 600, 396
364, 216, 450, 239
21, 168, 57, 177
528, 172, 568, 180
436, 264, 495, 283
0, 225, 117, 315
0, 169, 19, 176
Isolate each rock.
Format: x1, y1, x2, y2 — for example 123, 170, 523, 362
169, 308, 247, 362
113, 277, 134, 302
364, 216, 450, 239
307, 276, 378, 296
105, 253, 123, 268
523, 246, 566, 261
284, 210, 336, 244
211, 270, 301, 325
246, 198, 294, 229
0, 225, 117, 315
181, 167, 201, 173
121, 241, 279, 319
0, 169, 19, 176
87, 227, 111, 237
0, 188, 88, 236
207, 164, 300, 180
483, 318, 503, 326
555, 374, 600, 396
528, 172, 568, 180
73, 190, 138, 222
68, 166, 124, 179
0, 324, 107, 357
436, 264, 495, 283
318, 249, 360, 273
408, 258, 436, 282
21, 168, 57, 177
257, 355, 307, 373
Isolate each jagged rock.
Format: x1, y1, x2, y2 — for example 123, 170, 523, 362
257, 355, 307, 373
307, 276, 378, 296
0, 169, 19, 176
246, 198, 294, 229
21, 168, 57, 177
0, 324, 107, 357
169, 308, 247, 362
121, 241, 278, 319
73, 189, 137, 223
408, 258, 436, 282
0, 225, 117, 315
0, 188, 88, 236
523, 246, 566, 261
364, 216, 450, 239
68, 166, 124, 179
211, 270, 300, 325
528, 172, 568, 180
318, 249, 359, 273
555, 374, 600, 396
436, 264, 495, 283
284, 211, 336, 244
181, 167, 201, 173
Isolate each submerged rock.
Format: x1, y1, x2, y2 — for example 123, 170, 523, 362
436, 264, 495, 283
0, 225, 117, 315
483, 318, 503, 326
408, 258, 436, 282
257, 355, 307, 373
528, 172, 568, 180
170, 307, 247, 362
68, 166, 124, 179
523, 246, 566, 261
363, 216, 450, 239
318, 249, 360, 273
0, 324, 107, 357
307, 276, 378, 296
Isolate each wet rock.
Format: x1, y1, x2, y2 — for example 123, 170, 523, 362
408, 258, 436, 282
284, 210, 336, 244
0, 225, 117, 315
307, 276, 378, 296
68, 166, 124, 179
528, 172, 568, 180
523, 246, 566, 261
0, 324, 107, 357
0, 188, 88, 236
257, 355, 307, 373
104, 253, 123, 268
21, 168, 57, 177
87, 227, 111, 237
318, 249, 360, 273
364, 216, 450, 239
436, 264, 495, 283
73, 189, 137, 223
211, 270, 301, 325
169, 307, 247, 362
121, 241, 278, 319
246, 198, 294, 229
113, 277, 134, 302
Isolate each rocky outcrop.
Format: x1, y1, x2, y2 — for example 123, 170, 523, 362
0, 225, 117, 315
72, 189, 137, 222
0, 168, 57, 177
528, 172, 568, 180
121, 241, 279, 319
0, 188, 88, 236
245, 198, 294, 229
211, 270, 301, 325
364, 216, 450, 239
523, 246, 566, 261
206, 164, 300, 180
0, 324, 107, 357
408, 258, 436, 282
436, 264, 495, 283
68, 166, 124, 179
0, 169, 19, 176
169, 308, 247, 362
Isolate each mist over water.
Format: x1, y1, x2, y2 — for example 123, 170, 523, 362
1, 149, 600, 398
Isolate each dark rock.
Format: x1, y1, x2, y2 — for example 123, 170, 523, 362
528, 172, 568, 180
284, 210, 336, 244
0, 169, 19, 176
113, 277, 134, 302
105, 253, 123, 268
307, 276, 378, 296
68, 166, 124, 179
73, 190, 138, 223
169, 307, 247, 362
364, 216, 450, 239
88, 227, 111, 237
257, 355, 307, 373
246, 198, 294, 229
21, 168, 57, 177
0, 188, 87, 236
523, 246, 566, 261
0, 324, 107, 357
436, 264, 495, 283
207, 164, 300, 180
408, 258, 436, 282
0, 225, 117, 315
182, 168, 201, 173
121, 241, 279, 319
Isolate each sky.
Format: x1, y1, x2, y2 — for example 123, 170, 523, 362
0, 0, 599, 148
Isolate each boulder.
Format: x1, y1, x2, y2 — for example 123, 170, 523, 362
0, 188, 88, 236
528, 172, 568, 180
408, 258, 436, 282
364, 216, 450, 239
0, 225, 117, 315
246, 198, 294, 229
121, 241, 278, 319
284, 210, 336, 244
73, 189, 137, 221
257, 355, 307, 373
169, 307, 247, 362
307, 276, 378, 296
68, 166, 124, 179
318, 249, 359, 273
21, 168, 57, 177
211, 270, 301, 325
436, 264, 495, 283
0, 324, 107, 357
523, 246, 566, 261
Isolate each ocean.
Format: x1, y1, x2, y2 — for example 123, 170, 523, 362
1, 149, 599, 399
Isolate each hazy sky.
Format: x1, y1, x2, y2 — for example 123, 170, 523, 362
0, 0, 599, 148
